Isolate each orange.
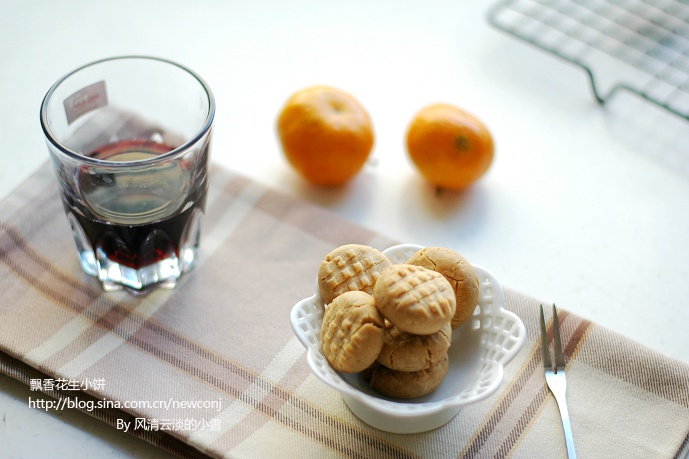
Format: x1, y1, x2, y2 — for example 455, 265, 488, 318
277, 86, 374, 186
406, 103, 494, 190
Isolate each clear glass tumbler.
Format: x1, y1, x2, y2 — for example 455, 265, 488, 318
40, 56, 215, 293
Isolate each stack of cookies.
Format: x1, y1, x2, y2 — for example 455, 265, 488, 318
318, 244, 479, 399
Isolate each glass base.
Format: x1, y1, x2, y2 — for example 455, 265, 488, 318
67, 210, 203, 294
95, 251, 183, 293
76, 246, 200, 294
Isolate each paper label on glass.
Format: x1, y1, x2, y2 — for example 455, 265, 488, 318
63, 80, 108, 125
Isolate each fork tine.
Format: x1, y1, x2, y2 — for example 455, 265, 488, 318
539, 304, 552, 370
552, 304, 565, 373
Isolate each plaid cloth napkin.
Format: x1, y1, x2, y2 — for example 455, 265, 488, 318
1, 162, 688, 459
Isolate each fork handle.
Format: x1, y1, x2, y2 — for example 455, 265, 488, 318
552, 391, 577, 459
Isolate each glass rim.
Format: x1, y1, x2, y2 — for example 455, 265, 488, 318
39, 55, 215, 167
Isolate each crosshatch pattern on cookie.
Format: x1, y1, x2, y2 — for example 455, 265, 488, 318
405, 246, 480, 329
385, 265, 454, 314
319, 245, 391, 303
320, 291, 385, 373
375, 264, 456, 335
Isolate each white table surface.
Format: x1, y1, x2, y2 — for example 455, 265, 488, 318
2, 1, 689, 457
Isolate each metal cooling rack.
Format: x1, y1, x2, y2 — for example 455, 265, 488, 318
487, 0, 689, 121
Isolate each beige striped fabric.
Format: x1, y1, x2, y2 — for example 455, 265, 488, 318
1, 162, 688, 459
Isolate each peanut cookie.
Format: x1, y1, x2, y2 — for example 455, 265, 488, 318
373, 264, 456, 335
366, 355, 449, 399
320, 291, 385, 373
406, 247, 479, 329
318, 244, 392, 304
376, 321, 452, 372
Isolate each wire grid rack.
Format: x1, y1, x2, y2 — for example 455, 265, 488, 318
487, 0, 689, 121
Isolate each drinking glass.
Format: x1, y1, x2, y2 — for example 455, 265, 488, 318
40, 56, 215, 293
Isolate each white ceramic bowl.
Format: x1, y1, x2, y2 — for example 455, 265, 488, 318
290, 244, 526, 434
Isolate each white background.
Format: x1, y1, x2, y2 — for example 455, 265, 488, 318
1, 0, 688, 457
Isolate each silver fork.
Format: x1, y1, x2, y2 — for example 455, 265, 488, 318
539, 304, 577, 459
